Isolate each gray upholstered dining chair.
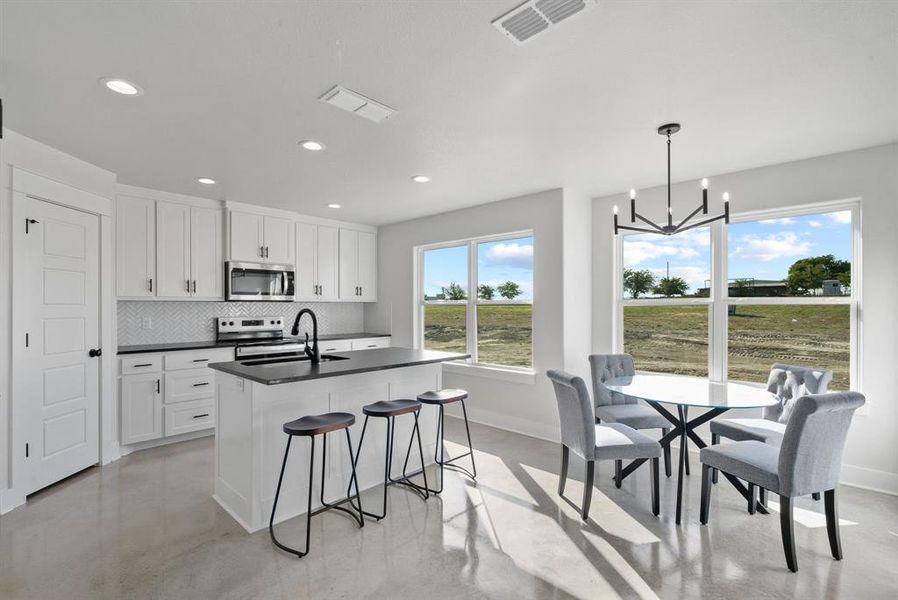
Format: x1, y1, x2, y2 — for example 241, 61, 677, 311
699, 391, 864, 572
589, 354, 672, 477
709, 363, 832, 503
547, 369, 661, 520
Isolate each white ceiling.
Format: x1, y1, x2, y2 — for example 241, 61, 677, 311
1, 1, 896, 225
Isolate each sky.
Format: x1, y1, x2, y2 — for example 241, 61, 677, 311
623, 210, 852, 295
423, 236, 534, 301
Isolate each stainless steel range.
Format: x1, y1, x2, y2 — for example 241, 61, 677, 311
216, 316, 307, 360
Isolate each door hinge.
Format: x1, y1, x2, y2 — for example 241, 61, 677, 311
25, 218, 39, 234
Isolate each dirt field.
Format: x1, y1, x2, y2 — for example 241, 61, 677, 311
424, 304, 532, 367
624, 304, 850, 389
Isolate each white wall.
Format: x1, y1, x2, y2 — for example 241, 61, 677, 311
562, 189, 593, 382
370, 190, 566, 441
0, 129, 117, 512
592, 143, 898, 494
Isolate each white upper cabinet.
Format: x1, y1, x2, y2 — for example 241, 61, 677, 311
228, 211, 293, 264
156, 202, 191, 298
229, 211, 264, 262
190, 207, 223, 299
339, 228, 377, 301
296, 222, 339, 301
116, 195, 156, 297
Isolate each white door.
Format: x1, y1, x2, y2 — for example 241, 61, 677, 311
295, 221, 318, 300
317, 225, 339, 300
190, 206, 223, 299
156, 201, 191, 297
120, 373, 162, 445
338, 228, 358, 300
13, 195, 100, 495
115, 195, 155, 296
357, 231, 377, 301
263, 215, 293, 265
229, 211, 263, 262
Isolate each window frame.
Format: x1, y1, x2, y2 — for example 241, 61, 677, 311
614, 198, 861, 392
414, 230, 535, 374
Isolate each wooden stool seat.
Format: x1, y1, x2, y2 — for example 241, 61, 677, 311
417, 389, 468, 405
363, 399, 421, 417
283, 412, 355, 436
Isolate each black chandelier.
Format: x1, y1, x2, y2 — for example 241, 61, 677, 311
614, 123, 730, 236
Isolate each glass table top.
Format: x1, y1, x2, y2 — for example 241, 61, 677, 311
603, 373, 780, 409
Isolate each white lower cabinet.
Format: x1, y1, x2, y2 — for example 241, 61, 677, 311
350, 337, 391, 351
164, 398, 215, 437
120, 372, 163, 445
318, 339, 353, 353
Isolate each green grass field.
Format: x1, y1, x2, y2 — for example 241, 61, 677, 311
424, 304, 532, 367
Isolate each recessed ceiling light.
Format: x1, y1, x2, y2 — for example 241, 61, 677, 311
411, 175, 431, 183
327, 203, 342, 209
196, 177, 216, 185
99, 77, 143, 96
300, 140, 326, 151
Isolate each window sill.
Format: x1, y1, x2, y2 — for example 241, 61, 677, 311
442, 361, 537, 385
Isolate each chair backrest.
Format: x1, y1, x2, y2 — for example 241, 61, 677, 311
764, 363, 833, 423
588, 354, 637, 408
547, 369, 596, 461
777, 392, 864, 497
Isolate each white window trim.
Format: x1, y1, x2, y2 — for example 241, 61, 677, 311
615, 198, 862, 398
414, 230, 536, 378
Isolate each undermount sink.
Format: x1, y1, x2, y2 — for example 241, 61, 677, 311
239, 354, 349, 367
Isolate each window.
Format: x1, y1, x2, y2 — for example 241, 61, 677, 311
419, 233, 533, 369
617, 204, 858, 390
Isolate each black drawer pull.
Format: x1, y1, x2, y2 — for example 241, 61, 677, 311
193, 358, 209, 362
134, 363, 154, 367
192, 413, 210, 419
192, 382, 210, 387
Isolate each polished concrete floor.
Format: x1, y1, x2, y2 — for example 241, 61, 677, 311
1, 419, 896, 599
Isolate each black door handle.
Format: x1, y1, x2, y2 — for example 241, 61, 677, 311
88, 348, 102, 358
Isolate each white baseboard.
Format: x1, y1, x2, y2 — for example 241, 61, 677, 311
119, 429, 214, 456
839, 463, 898, 496
0, 487, 26, 515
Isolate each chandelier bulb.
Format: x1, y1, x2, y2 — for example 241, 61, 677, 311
723, 192, 730, 201
613, 205, 619, 215
701, 178, 708, 189
629, 189, 636, 200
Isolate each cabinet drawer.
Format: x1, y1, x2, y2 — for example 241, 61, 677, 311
318, 339, 353, 353
164, 368, 216, 404
164, 348, 233, 371
350, 337, 391, 351
121, 355, 163, 375
164, 399, 214, 436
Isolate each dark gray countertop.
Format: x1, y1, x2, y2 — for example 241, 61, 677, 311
117, 332, 391, 355
208, 347, 469, 385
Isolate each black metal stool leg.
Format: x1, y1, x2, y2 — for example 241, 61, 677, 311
398, 410, 430, 499
436, 400, 477, 480
270, 435, 315, 558
347, 416, 369, 512
317, 433, 365, 526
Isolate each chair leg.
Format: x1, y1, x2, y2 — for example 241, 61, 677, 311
824, 489, 843, 560
812, 492, 821, 501
700, 464, 712, 525
780, 496, 798, 572
558, 444, 569, 496
747, 482, 756, 515
662, 428, 672, 477
710, 433, 719, 484
614, 460, 622, 489
683, 407, 690, 476
582, 460, 595, 521
650, 457, 660, 516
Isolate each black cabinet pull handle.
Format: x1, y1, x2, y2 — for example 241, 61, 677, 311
134, 363, 153, 367
192, 358, 208, 362
192, 280, 197, 293
192, 413, 210, 419
156, 379, 161, 393
149, 278, 153, 292
192, 382, 210, 387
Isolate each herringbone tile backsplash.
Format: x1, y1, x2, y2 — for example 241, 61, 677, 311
117, 301, 367, 346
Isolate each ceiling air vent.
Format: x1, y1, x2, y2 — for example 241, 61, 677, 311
493, 0, 593, 45
319, 85, 396, 123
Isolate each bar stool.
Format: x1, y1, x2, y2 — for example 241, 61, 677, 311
417, 389, 476, 494
269, 412, 364, 558
349, 399, 429, 520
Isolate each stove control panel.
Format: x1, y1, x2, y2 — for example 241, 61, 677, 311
217, 316, 284, 334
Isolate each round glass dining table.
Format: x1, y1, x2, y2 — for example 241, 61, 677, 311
604, 373, 780, 524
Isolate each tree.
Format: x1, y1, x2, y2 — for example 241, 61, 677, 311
442, 282, 467, 300
786, 254, 850, 295
497, 281, 522, 299
623, 268, 655, 299
477, 284, 495, 300
653, 276, 689, 297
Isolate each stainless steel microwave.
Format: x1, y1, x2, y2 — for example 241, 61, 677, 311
225, 262, 295, 302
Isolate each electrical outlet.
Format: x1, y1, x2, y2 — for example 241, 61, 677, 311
142, 317, 152, 330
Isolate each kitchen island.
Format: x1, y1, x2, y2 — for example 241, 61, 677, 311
208, 347, 468, 532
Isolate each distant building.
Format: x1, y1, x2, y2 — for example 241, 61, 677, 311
822, 279, 843, 296
697, 278, 788, 297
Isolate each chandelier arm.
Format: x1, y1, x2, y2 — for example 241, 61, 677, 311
633, 212, 668, 233
676, 204, 706, 229
674, 213, 728, 233
615, 224, 663, 235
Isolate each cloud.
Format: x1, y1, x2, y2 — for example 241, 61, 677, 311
829, 211, 851, 224
730, 232, 813, 262
808, 220, 822, 228
759, 217, 795, 225
483, 242, 533, 269
623, 230, 709, 267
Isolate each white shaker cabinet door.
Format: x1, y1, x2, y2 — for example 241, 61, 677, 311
116, 195, 156, 297
190, 206, 223, 299
356, 230, 377, 302
229, 211, 264, 262
295, 221, 318, 300
155, 201, 191, 298
121, 373, 163, 445
317, 225, 339, 300
263, 215, 294, 265
338, 228, 359, 300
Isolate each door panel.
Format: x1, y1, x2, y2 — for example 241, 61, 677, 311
317, 225, 339, 300
115, 195, 155, 296
263, 216, 293, 265
295, 221, 318, 300
357, 231, 376, 301
338, 228, 358, 300
14, 195, 100, 495
156, 202, 191, 297
229, 211, 263, 262
190, 206, 223, 299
